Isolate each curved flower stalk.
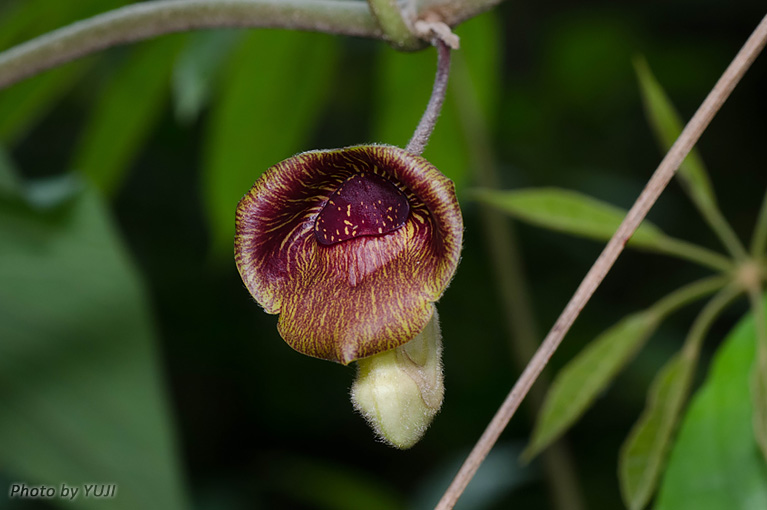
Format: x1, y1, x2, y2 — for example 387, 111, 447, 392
235, 145, 462, 365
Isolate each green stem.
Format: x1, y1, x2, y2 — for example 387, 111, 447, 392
0, 0, 509, 91
682, 284, 742, 360
451, 52, 586, 510
696, 200, 749, 261
367, 0, 423, 50
417, 0, 503, 26
649, 275, 730, 319
0, 0, 380, 90
653, 236, 735, 272
750, 186, 767, 257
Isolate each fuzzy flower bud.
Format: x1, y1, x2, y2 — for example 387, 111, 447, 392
351, 307, 444, 449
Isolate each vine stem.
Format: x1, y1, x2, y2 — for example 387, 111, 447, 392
0, 1, 368, 89
406, 39, 451, 155
0, 0, 499, 91
367, 0, 422, 50
435, 12, 767, 510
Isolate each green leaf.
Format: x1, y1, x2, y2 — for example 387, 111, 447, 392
525, 312, 659, 461
526, 277, 726, 462
633, 56, 716, 209
0, 0, 126, 145
0, 62, 92, 145
372, 12, 501, 194
472, 187, 666, 248
619, 353, 695, 510
752, 336, 767, 462
472, 187, 733, 271
0, 145, 21, 196
0, 176, 189, 509
0, 0, 122, 51
268, 456, 404, 510
72, 36, 184, 195
172, 30, 241, 125
203, 30, 338, 255
655, 302, 767, 510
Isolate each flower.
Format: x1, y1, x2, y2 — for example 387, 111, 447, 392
234, 144, 462, 365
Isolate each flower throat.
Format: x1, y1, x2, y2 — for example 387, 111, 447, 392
314, 173, 409, 246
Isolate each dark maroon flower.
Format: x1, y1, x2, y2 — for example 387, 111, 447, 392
235, 144, 462, 365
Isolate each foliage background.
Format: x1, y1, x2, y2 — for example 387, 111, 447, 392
1, 0, 766, 508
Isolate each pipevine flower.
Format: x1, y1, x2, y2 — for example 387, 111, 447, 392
235, 144, 462, 366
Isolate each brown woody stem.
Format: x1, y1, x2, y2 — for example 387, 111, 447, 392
436, 11, 767, 510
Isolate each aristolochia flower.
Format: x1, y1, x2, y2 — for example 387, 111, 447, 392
234, 144, 462, 365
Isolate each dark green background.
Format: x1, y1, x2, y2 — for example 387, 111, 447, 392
1, 0, 766, 508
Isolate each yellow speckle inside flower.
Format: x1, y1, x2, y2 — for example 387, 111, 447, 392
314, 173, 409, 246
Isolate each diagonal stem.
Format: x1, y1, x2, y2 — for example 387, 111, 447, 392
406, 40, 451, 156
435, 12, 767, 510
451, 52, 585, 510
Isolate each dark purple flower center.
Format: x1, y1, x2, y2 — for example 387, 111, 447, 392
315, 173, 410, 246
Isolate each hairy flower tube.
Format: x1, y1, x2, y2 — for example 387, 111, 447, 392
235, 145, 462, 365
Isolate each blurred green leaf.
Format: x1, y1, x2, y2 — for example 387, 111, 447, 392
372, 12, 501, 193
72, 36, 184, 195
0, 145, 20, 196
0, 0, 30, 48
0, 0, 123, 50
752, 359, 767, 464
619, 353, 695, 510
525, 312, 660, 461
24, 173, 85, 210
634, 56, 716, 209
0, 174, 188, 509
172, 30, 241, 125
472, 187, 734, 271
543, 16, 635, 111
0, 61, 91, 146
203, 31, 338, 255
269, 456, 404, 510
526, 276, 726, 462
0, 0, 126, 146
655, 301, 767, 510
472, 187, 665, 247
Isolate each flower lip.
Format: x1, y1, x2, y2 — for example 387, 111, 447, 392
235, 144, 463, 364
314, 172, 410, 246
